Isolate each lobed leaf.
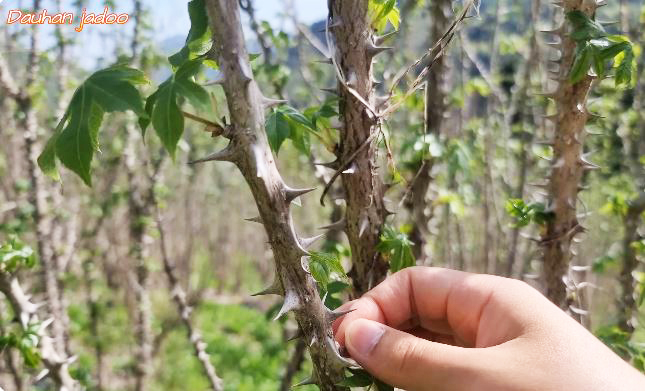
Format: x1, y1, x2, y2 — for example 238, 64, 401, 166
38, 65, 149, 186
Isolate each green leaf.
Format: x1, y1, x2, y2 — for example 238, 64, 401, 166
37, 112, 69, 181
169, 0, 211, 67
0, 237, 36, 273
38, 65, 148, 185
55, 89, 105, 186
265, 110, 290, 153
152, 81, 184, 159
143, 59, 208, 155
139, 89, 159, 137
338, 371, 373, 387
377, 225, 415, 273
310, 259, 331, 288
567, 10, 606, 42
615, 47, 635, 87
309, 252, 347, 290
369, 0, 400, 32
290, 124, 311, 155
570, 42, 592, 83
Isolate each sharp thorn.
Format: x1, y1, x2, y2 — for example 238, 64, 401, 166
579, 153, 601, 170
262, 97, 288, 108
359, 216, 369, 238
293, 374, 317, 387
273, 290, 301, 321
325, 307, 356, 324
318, 18, 342, 32
300, 233, 325, 249
319, 218, 346, 231
374, 30, 398, 46
342, 164, 357, 174
188, 145, 235, 164
320, 87, 339, 96
251, 278, 284, 297
366, 41, 393, 58
287, 329, 303, 341
324, 335, 360, 369
284, 187, 316, 204
245, 216, 263, 224
314, 160, 341, 170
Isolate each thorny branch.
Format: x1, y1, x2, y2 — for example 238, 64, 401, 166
0, 273, 79, 390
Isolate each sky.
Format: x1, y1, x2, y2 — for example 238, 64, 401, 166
1, 0, 328, 68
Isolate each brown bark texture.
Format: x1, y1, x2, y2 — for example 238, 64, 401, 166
540, 0, 597, 309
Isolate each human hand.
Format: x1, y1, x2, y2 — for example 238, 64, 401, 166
333, 267, 645, 391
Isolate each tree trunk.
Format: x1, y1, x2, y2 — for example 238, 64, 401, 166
330, 0, 389, 296
540, 0, 597, 310
204, 1, 352, 389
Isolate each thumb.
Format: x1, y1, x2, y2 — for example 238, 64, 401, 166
344, 319, 483, 391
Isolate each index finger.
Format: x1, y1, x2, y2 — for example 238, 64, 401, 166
334, 267, 520, 347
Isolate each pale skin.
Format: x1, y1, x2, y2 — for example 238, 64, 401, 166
333, 267, 645, 391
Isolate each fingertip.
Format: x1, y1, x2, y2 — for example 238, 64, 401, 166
345, 318, 385, 360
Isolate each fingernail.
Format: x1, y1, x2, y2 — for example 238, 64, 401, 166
347, 320, 385, 357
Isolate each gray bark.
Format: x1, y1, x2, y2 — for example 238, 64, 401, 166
204, 1, 352, 389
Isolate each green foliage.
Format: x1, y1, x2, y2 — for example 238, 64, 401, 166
308, 251, 347, 291
592, 254, 619, 274
338, 368, 394, 390
265, 105, 320, 155
0, 237, 40, 368
505, 199, 553, 227
0, 322, 41, 368
140, 58, 210, 158
567, 11, 636, 86
596, 325, 645, 372
368, 0, 400, 32
377, 225, 415, 273
168, 0, 211, 67
323, 280, 350, 310
0, 236, 36, 273
38, 66, 149, 185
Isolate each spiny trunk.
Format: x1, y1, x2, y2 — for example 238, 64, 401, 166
330, 0, 388, 296
204, 1, 352, 389
540, 0, 597, 310
406, 0, 451, 263
126, 4, 153, 389
20, 0, 71, 360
